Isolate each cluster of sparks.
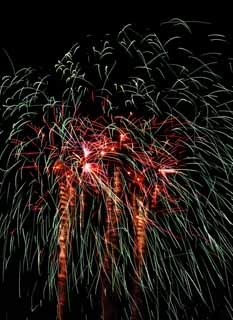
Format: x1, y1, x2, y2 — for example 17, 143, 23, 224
10, 106, 188, 319
0, 19, 233, 319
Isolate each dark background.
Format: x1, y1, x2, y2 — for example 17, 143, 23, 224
0, 2, 233, 75
0, 2, 233, 320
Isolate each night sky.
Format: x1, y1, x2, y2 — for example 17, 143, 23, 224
1, 3, 232, 75
0, 2, 233, 320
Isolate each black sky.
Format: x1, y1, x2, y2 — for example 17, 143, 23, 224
0, 2, 233, 320
0, 2, 232, 73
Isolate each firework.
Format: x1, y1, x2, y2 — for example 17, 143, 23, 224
52, 160, 76, 320
0, 19, 233, 320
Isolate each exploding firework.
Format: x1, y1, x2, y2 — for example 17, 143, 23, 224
0, 19, 233, 320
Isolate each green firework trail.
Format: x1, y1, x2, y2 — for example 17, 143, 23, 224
0, 19, 233, 319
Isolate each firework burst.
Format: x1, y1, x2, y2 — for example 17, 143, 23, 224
0, 19, 233, 319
